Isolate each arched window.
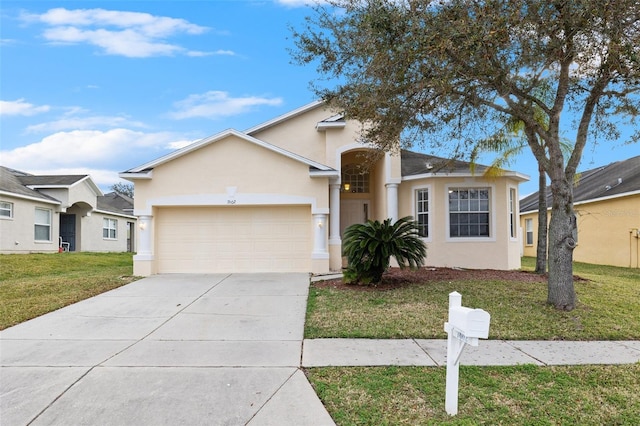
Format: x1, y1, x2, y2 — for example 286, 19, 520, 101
342, 164, 369, 193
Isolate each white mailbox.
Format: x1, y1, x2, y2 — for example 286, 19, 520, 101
448, 306, 491, 339
444, 291, 491, 416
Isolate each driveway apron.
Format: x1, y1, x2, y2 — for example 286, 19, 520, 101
0, 273, 335, 426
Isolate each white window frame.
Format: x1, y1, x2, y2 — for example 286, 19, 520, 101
509, 187, 518, 240
0, 201, 13, 219
525, 218, 534, 246
413, 185, 432, 240
445, 184, 495, 242
341, 163, 370, 193
103, 218, 118, 240
34, 207, 52, 242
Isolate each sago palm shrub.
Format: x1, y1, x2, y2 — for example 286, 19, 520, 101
342, 216, 427, 284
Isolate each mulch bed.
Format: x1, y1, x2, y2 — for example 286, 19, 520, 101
313, 267, 587, 292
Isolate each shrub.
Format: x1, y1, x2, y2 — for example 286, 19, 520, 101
342, 216, 427, 284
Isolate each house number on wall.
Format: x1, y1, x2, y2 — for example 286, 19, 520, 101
227, 199, 237, 204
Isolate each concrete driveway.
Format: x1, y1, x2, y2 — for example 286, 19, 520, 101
0, 274, 335, 425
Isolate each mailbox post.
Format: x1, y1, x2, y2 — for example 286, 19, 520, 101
444, 291, 490, 416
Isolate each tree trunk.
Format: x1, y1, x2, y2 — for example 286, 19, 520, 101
535, 165, 548, 274
547, 176, 577, 311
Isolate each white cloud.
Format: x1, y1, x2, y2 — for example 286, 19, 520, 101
1, 128, 200, 190
0, 99, 50, 116
276, 0, 329, 7
166, 139, 198, 150
0, 128, 179, 171
25, 115, 147, 133
27, 8, 206, 36
0, 38, 18, 46
21, 8, 215, 58
187, 49, 236, 57
168, 91, 283, 120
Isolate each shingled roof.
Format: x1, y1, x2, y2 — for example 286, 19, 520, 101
0, 166, 60, 203
1, 167, 132, 217
18, 174, 89, 187
98, 192, 134, 214
401, 150, 490, 176
520, 155, 640, 213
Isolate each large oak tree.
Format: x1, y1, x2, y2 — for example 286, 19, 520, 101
292, 0, 640, 310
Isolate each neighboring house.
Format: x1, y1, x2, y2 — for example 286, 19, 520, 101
520, 155, 640, 268
121, 101, 528, 276
0, 166, 137, 254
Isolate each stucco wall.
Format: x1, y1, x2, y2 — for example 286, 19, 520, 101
131, 133, 332, 274
134, 134, 329, 214
521, 194, 640, 268
249, 105, 329, 163
0, 196, 60, 253
37, 180, 98, 211
522, 194, 640, 268
398, 176, 522, 270
575, 195, 640, 268
80, 212, 132, 252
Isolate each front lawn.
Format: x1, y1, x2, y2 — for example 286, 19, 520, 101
0, 252, 136, 330
307, 364, 640, 425
305, 258, 640, 424
305, 258, 640, 340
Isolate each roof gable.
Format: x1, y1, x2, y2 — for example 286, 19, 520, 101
122, 128, 336, 175
18, 173, 103, 197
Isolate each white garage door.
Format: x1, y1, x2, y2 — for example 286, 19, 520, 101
156, 206, 312, 273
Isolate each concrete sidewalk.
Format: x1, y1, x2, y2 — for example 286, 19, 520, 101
302, 338, 640, 367
0, 274, 335, 426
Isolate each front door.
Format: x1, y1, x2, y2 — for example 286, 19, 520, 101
60, 214, 76, 251
340, 199, 369, 237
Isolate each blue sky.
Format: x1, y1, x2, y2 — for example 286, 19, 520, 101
1, 0, 638, 196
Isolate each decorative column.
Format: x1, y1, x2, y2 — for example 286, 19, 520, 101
329, 183, 341, 244
133, 214, 154, 276
137, 215, 153, 257
386, 183, 399, 222
328, 183, 343, 271
312, 214, 328, 257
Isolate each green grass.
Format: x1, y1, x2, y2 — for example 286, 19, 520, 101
306, 364, 640, 425
305, 258, 640, 340
2, 254, 639, 424
306, 258, 640, 424
0, 252, 136, 330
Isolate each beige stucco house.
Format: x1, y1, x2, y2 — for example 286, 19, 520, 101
121, 101, 528, 276
520, 155, 640, 268
0, 166, 137, 254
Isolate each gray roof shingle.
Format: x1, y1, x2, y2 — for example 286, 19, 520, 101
0, 167, 60, 203
98, 192, 134, 214
401, 150, 489, 176
18, 175, 88, 186
520, 155, 640, 212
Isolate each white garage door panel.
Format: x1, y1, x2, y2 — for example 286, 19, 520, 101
156, 206, 311, 273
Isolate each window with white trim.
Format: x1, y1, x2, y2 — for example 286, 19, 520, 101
34, 208, 52, 241
509, 188, 517, 238
341, 163, 369, 193
415, 188, 429, 238
103, 218, 117, 239
525, 218, 534, 245
449, 187, 490, 237
0, 201, 13, 218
